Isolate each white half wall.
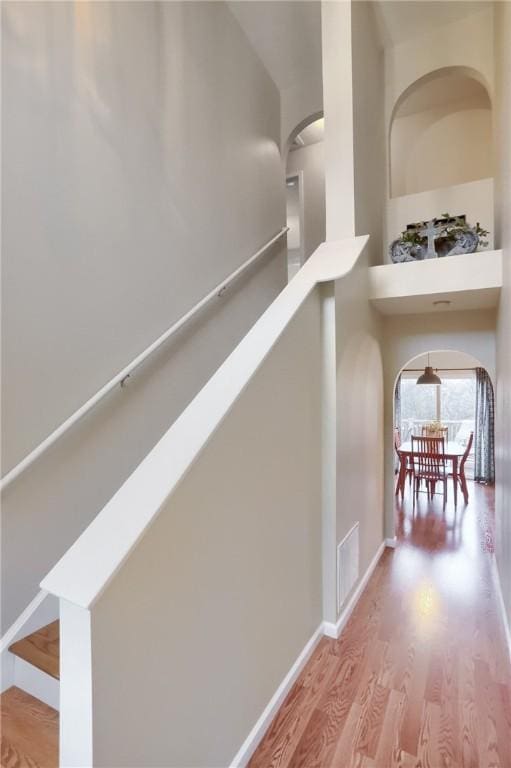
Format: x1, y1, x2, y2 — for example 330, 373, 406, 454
1, 1, 286, 631
86, 293, 323, 767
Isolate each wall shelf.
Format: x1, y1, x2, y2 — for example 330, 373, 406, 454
369, 249, 502, 315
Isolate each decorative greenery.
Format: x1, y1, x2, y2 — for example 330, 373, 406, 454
399, 213, 489, 250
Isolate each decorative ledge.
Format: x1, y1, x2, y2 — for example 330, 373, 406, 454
369, 249, 502, 315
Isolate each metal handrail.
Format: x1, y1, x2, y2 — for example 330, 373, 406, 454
1, 227, 289, 492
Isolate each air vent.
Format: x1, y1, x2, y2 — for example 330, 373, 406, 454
337, 523, 359, 613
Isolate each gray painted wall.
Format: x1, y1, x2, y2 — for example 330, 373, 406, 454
1, 1, 286, 630
494, 1, 511, 627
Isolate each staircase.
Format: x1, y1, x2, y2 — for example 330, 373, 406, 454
1, 622, 59, 767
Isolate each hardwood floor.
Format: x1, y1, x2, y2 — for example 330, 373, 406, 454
8, 621, 59, 680
0, 687, 58, 768
249, 483, 511, 768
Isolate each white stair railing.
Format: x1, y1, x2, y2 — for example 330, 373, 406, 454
1, 227, 288, 492
41, 236, 369, 768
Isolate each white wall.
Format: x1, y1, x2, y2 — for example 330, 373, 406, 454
384, 7, 494, 117
1, 1, 286, 631
494, 0, 511, 628
352, 0, 385, 266
321, 0, 355, 241
391, 102, 492, 198
286, 142, 325, 261
86, 293, 323, 767
382, 308, 497, 537
281, 74, 323, 152
383, 5, 494, 255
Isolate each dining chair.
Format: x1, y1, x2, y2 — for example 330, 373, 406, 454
412, 435, 448, 503
394, 427, 412, 492
421, 425, 449, 439
452, 431, 474, 504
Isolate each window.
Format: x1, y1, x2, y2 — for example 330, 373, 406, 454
398, 373, 476, 477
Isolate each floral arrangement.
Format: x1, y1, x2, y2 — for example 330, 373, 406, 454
390, 213, 489, 263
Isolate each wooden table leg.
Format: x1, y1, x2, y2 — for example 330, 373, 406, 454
460, 467, 469, 504
452, 457, 458, 506
396, 453, 406, 496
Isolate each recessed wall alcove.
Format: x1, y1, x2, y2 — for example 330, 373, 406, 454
390, 67, 492, 199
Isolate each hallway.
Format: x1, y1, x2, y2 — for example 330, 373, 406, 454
249, 483, 511, 767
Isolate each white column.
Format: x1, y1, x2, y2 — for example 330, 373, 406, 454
60, 600, 93, 767
321, 0, 355, 242
321, 281, 337, 624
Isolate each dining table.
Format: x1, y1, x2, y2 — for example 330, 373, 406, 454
396, 440, 468, 505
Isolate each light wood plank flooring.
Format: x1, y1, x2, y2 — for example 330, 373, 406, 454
249, 483, 511, 768
0, 687, 58, 768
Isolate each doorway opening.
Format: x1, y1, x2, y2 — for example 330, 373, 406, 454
284, 114, 325, 281
393, 350, 495, 546
286, 173, 303, 280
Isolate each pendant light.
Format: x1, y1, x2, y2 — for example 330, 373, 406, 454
416, 353, 442, 385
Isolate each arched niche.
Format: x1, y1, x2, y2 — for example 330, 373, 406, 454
389, 67, 492, 199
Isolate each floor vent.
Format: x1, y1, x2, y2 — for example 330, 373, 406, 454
337, 523, 359, 613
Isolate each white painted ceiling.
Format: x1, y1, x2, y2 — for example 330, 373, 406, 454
372, 1, 489, 49
228, 1, 487, 98
396, 72, 491, 118
227, 1, 322, 91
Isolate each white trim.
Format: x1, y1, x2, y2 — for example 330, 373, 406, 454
12, 655, 59, 710
0, 228, 289, 492
320, 282, 338, 625
230, 539, 387, 765
323, 541, 386, 639
385, 537, 397, 549
229, 623, 324, 768
491, 555, 511, 664
0, 590, 50, 653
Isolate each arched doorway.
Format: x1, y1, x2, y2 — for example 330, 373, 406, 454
284, 113, 325, 280
392, 349, 495, 546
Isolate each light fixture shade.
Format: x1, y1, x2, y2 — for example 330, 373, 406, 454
416, 366, 442, 385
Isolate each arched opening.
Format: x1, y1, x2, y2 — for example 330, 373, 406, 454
392, 349, 495, 550
284, 113, 325, 280
390, 67, 492, 198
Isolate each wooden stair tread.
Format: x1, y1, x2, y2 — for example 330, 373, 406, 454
9, 621, 59, 680
0, 686, 58, 768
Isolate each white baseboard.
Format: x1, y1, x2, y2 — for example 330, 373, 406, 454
229, 623, 324, 768
323, 540, 386, 640
491, 555, 511, 664
385, 537, 397, 549
231, 540, 388, 766
12, 655, 59, 710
